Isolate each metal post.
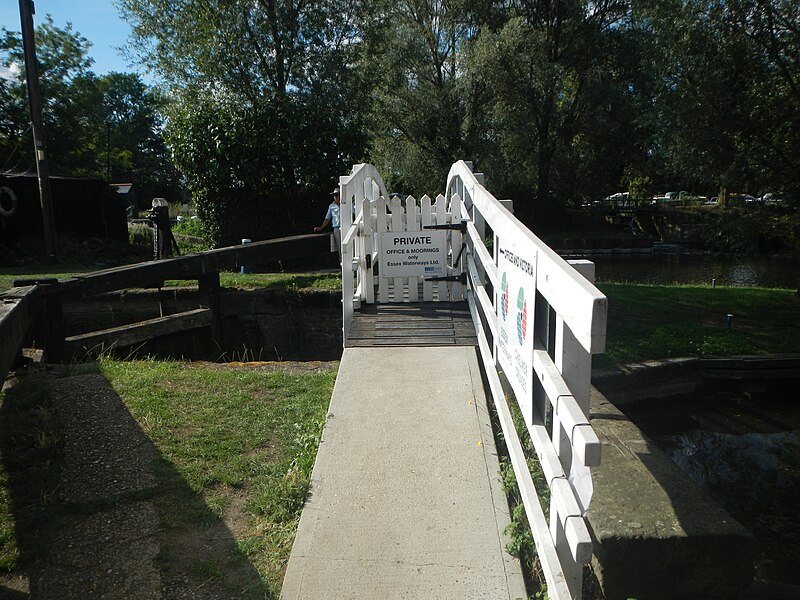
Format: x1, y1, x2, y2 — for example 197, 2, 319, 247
18, 0, 57, 261
240, 239, 252, 274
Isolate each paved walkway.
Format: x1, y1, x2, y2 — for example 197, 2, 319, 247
281, 346, 526, 600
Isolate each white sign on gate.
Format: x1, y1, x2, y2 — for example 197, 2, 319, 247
496, 241, 536, 419
380, 231, 447, 278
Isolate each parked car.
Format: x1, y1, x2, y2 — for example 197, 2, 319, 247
760, 192, 785, 205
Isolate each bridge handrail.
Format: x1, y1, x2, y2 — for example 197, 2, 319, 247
339, 164, 390, 344
447, 161, 606, 354
0, 286, 41, 385
447, 160, 607, 600
0, 233, 330, 370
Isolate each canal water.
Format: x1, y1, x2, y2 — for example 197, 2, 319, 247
622, 385, 800, 587
581, 252, 799, 288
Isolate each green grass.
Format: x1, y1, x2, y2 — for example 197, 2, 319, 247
0, 264, 99, 291
169, 271, 341, 291
96, 359, 335, 594
0, 360, 337, 597
597, 282, 799, 368
0, 266, 341, 293
0, 370, 64, 571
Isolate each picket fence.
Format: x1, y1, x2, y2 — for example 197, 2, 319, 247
338, 161, 607, 600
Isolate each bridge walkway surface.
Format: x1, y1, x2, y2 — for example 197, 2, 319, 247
280, 312, 527, 599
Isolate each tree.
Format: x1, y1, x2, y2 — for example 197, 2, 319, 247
464, 0, 630, 226
728, 0, 800, 200
98, 72, 180, 202
119, 0, 370, 245
632, 0, 800, 201
0, 17, 95, 174
361, 0, 474, 195
0, 17, 179, 203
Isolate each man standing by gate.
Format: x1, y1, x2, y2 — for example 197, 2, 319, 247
314, 187, 341, 260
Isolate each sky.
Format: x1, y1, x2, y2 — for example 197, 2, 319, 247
0, 0, 144, 77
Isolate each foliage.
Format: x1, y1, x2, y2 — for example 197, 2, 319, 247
171, 217, 204, 238
0, 18, 180, 202
0, 360, 336, 595
0, 371, 64, 571
464, 0, 631, 225
361, 0, 472, 196
630, 0, 800, 201
3, 0, 799, 237
97, 359, 335, 593
119, 0, 370, 246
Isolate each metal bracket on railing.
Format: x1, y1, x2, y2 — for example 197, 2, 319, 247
424, 273, 467, 284
423, 219, 467, 234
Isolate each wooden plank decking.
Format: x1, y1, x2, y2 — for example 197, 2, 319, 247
346, 301, 477, 347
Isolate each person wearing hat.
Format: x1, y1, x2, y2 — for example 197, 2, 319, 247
314, 187, 341, 257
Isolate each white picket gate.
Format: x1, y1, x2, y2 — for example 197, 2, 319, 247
337, 161, 607, 600
338, 164, 466, 319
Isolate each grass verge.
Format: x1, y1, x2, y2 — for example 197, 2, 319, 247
0, 266, 341, 293
0, 359, 336, 597
97, 358, 335, 595
597, 283, 799, 368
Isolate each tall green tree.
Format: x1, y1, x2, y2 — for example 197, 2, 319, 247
1, 17, 95, 174
119, 0, 369, 244
636, 0, 758, 196
464, 0, 630, 225
729, 0, 800, 199
633, 0, 800, 200
98, 72, 180, 201
0, 17, 178, 203
362, 0, 474, 195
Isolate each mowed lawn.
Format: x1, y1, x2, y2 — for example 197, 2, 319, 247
0, 359, 336, 598
597, 283, 799, 367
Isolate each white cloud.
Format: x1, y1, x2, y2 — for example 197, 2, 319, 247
0, 62, 22, 82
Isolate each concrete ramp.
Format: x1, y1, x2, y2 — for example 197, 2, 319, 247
281, 346, 526, 599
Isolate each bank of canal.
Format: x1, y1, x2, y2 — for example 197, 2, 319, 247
621, 380, 800, 588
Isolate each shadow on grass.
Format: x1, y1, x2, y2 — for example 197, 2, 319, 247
0, 365, 272, 599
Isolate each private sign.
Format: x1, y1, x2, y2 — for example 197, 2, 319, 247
380, 231, 447, 278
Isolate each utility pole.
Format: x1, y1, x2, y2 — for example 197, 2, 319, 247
19, 0, 57, 261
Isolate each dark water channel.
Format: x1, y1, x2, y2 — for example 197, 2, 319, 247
622, 384, 800, 586
584, 252, 799, 288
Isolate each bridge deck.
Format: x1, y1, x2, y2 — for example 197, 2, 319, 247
346, 301, 477, 347
280, 346, 526, 599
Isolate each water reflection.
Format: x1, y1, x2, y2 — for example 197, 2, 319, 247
625, 388, 800, 588
657, 429, 800, 585
663, 430, 799, 505
585, 253, 799, 288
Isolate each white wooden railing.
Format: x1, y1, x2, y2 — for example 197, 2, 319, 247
448, 160, 607, 599
339, 164, 467, 338
338, 161, 607, 599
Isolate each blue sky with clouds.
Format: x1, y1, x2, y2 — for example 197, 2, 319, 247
1, 1, 142, 76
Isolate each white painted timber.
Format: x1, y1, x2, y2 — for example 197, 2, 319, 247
467, 292, 572, 600
334, 160, 607, 600
450, 159, 606, 599
446, 160, 606, 354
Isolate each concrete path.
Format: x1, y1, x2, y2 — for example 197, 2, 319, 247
281, 346, 526, 600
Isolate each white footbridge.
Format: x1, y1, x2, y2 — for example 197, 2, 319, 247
281, 161, 607, 599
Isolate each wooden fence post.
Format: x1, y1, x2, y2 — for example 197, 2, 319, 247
198, 272, 221, 346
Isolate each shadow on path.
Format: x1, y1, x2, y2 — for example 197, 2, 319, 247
0, 366, 270, 599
